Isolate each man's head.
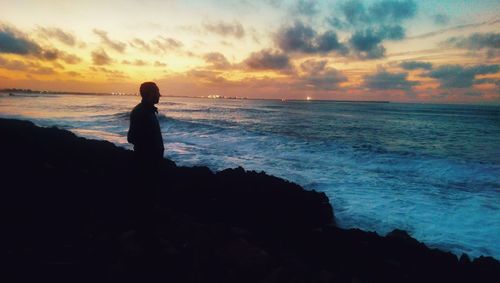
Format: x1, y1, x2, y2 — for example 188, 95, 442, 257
140, 82, 160, 104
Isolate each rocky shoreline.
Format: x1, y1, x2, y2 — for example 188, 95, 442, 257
1, 118, 498, 282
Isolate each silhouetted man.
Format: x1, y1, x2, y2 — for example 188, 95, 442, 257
128, 82, 164, 165
127, 82, 164, 259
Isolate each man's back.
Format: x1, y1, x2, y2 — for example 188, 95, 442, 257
128, 102, 164, 161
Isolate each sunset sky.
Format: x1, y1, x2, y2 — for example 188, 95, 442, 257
1, 0, 499, 103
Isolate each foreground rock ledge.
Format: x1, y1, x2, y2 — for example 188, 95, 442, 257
1, 118, 498, 283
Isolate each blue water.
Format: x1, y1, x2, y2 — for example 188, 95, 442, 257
1, 93, 499, 259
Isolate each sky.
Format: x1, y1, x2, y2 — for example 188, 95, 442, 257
0, 0, 499, 103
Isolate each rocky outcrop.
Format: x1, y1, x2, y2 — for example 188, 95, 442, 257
0, 118, 498, 282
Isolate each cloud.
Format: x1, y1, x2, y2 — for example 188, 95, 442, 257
203, 21, 245, 38
203, 52, 231, 69
326, 1, 416, 59
433, 14, 449, 25
187, 69, 228, 84
0, 56, 57, 75
0, 24, 41, 55
348, 29, 386, 59
363, 70, 418, 90
0, 56, 31, 71
274, 22, 346, 54
348, 25, 406, 59
130, 36, 183, 54
474, 78, 496, 84
369, 0, 417, 23
331, 0, 417, 28
244, 49, 291, 70
297, 59, 347, 90
445, 33, 500, 57
32, 66, 55, 75
122, 59, 147, 66
152, 36, 183, 51
300, 59, 328, 74
293, 0, 319, 16
93, 29, 126, 53
91, 49, 112, 65
0, 24, 83, 65
400, 61, 433, 70
65, 71, 80, 77
464, 91, 482, 97
154, 61, 167, 67
427, 64, 500, 88
408, 19, 500, 40
35, 48, 82, 64
90, 66, 129, 79
61, 53, 82, 64
37, 27, 77, 46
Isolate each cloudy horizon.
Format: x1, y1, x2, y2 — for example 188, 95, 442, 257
1, 0, 499, 103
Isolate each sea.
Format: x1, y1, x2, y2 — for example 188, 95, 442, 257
1, 92, 499, 259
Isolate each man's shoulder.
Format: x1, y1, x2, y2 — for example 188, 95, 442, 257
131, 103, 146, 115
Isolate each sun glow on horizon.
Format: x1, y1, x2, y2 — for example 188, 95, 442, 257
0, 0, 499, 102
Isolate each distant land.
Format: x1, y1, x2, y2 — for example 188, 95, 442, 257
1, 88, 390, 103
1, 88, 131, 96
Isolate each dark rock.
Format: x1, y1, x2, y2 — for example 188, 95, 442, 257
1, 118, 499, 283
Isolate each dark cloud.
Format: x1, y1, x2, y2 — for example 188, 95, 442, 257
300, 59, 328, 74
203, 21, 245, 38
274, 21, 405, 59
369, 0, 417, 23
0, 24, 41, 55
427, 64, 500, 88
331, 0, 416, 28
37, 27, 77, 46
433, 14, 449, 25
275, 22, 346, 54
91, 49, 112, 65
326, 0, 416, 59
377, 25, 405, 40
348, 29, 385, 58
244, 49, 291, 70
93, 29, 126, 53
363, 70, 418, 90
400, 61, 433, 70
445, 33, 500, 57
298, 59, 347, 90
35, 48, 82, 64
203, 52, 231, 69
348, 25, 406, 59
0, 24, 83, 65
299, 69, 347, 90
